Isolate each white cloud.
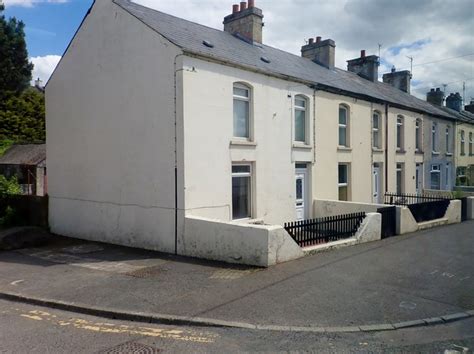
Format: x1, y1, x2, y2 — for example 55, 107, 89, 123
30, 55, 61, 85
3, 0, 69, 8
134, 0, 474, 104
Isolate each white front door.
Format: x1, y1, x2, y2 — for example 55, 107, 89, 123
295, 168, 307, 220
416, 163, 422, 194
372, 164, 380, 204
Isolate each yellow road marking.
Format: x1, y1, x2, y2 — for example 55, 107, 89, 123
14, 308, 217, 343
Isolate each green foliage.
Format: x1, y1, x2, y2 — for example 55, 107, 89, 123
0, 206, 17, 228
0, 5, 34, 98
0, 175, 22, 197
451, 189, 465, 199
0, 88, 45, 142
0, 139, 13, 156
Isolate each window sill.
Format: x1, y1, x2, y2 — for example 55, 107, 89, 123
415, 150, 424, 154
432, 151, 440, 155
446, 152, 453, 156
337, 146, 352, 152
232, 217, 264, 224
292, 143, 312, 150
372, 148, 384, 153
230, 139, 257, 147
396, 149, 406, 154
460, 153, 466, 156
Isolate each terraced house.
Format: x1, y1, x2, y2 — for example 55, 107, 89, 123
46, 0, 471, 262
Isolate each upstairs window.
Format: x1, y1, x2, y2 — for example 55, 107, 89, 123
396, 116, 404, 150
233, 83, 251, 138
446, 126, 451, 153
470, 132, 473, 155
372, 111, 381, 149
294, 96, 307, 143
339, 105, 349, 147
432, 122, 438, 152
415, 119, 422, 151
461, 130, 466, 155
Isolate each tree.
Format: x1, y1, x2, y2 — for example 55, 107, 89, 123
0, 87, 45, 142
0, 4, 34, 97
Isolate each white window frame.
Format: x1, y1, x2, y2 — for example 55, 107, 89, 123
396, 116, 404, 150
338, 163, 350, 201
338, 105, 349, 147
415, 119, 422, 152
372, 111, 381, 149
460, 130, 465, 155
446, 126, 451, 153
430, 164, 441, 190
432, 122, 438, 152
233, 83, 251, 139
231, 163, 252, 220
294, 95, 307, 143
469, 132, 473, 156
396, 163, 404, 194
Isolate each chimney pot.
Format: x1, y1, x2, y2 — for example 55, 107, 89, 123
232, 4, 239, 13
248, 0, 255, 8
309, 38, 314, 45
316, 36, 321, 43
361, 50, 366, 58
436, 87, 441, 92
240, 1, 247, 10
224, 0, 264, 44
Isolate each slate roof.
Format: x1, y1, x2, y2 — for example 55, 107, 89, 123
437, 106, 474, 124
113, 0, 462, 121
0, 144, 46, 166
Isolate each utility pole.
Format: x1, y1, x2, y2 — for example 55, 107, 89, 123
378, 43, 382, 59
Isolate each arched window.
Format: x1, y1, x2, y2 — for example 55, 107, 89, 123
372, 111, 381, 149
396, 115, 404, 150
339, 105, 349, 147
432, 122, 438, 152
415, 119, 422, 152
294, 95, 308, 143
233, 83, 251, 138
446, 125, 452, 153
460, 130, 465, 155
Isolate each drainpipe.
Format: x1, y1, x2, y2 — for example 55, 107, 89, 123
385, 102, 389, 193
173, 53, 185, 255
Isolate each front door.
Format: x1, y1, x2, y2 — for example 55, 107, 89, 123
295, 167, 307, 220
416, 163, 422, 194
372, 164, 380, 204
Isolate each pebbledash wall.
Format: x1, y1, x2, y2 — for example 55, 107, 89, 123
46, 0, 184, 253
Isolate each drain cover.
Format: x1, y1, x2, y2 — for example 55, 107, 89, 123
98, 341, 161, 353
126, 265, 163, 278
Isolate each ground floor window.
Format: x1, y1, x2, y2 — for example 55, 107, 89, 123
396, 163, 404, 194
338, 164, 349, 201
232, 164, 252, 220
430, 164, 441, 190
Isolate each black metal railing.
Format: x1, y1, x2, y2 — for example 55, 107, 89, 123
284, 212, 366, 248
377, 206, 396, 238
384, 192, 449, 206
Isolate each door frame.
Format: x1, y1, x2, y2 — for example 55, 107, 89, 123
372, 163, 381, 204
295, 164, 309, 220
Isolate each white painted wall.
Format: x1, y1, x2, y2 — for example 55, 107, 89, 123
46, 0, 183, 252
313, 198, 385, 217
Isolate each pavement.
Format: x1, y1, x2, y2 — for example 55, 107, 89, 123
0, 221, 473, 332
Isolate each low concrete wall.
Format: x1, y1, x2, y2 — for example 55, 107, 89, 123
396, 200, 461, 235
467, 197, 474, 220
181, 216, 304, 267
313, 199, 385, 218
304, 212, 381, 254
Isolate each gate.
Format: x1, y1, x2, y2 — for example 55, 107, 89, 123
377, 206, 396, 238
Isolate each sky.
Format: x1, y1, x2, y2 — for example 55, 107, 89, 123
3, 0, 474, 103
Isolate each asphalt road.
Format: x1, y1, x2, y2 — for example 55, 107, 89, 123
0, 221, 473, 328
1, 299, 473, 353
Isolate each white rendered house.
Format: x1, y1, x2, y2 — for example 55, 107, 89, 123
46, 0, 461, 264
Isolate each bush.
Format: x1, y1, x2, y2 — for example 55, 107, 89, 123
0, 175, 21, 197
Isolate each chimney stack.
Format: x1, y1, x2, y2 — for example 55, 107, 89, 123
347, 50, 379, 82
426, 88, 444, 106
382, 67, 412, 93
301, 37, 336, 69
465, 100, 474, 114
446, 92, 463, 112
223, 1, 264, 44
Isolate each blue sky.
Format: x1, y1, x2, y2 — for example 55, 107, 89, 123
4, 0, 93, 57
